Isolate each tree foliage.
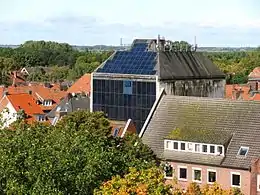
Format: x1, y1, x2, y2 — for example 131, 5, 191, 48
96, 167, 244, 195
0, 111, 156, 194
0, 41, 112, 84
94, 167, 172, 195
1, 40, 260, 84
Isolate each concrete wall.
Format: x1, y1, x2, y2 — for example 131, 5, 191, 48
158, 79, 225, 98
166, 162, 251, 194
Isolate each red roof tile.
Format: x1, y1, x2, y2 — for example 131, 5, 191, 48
225, 84, 260, 101
7, 94, 44, 115
67, 74, 91, 95
248, 67, 260, 78
6, 94, 45, 124
7, 83, 67, 105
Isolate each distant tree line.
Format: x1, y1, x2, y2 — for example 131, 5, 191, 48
0, 41, 112, 84
0, 40, 260, 84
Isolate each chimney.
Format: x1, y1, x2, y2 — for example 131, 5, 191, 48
232, 86, 244, 100
12, 71, 17, 87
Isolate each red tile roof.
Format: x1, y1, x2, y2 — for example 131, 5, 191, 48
248, 67, 260, 79
6, 83, 67, 109
225, 84, 260, 101
67, 74, 91, 95
7, 93, 44, 124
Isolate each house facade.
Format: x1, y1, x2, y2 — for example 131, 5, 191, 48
140, 92, 260, 195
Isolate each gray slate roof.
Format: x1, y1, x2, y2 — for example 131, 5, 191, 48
47, 93, 90, 118
158, 51, 226, 80
141, 95, 260, 170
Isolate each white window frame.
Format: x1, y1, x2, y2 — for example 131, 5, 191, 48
195, 143, 200, 152
165, 140, 172, 150
257, 174, 260, 192
163, 140, 225, 156
173, 141, 179, 150
164, 163, 174, 179
178, 166, 188, 181
207, 169, 217, 184
180, 142, 186, 150
192, 167, 202, 183
209, 145, 215, 154
237, 146, 249, 157
231, 172, 241, 188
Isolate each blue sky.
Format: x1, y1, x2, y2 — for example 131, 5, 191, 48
1, 0, 260, 46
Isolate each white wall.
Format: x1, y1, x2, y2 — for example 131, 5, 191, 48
1, 102, 17, 128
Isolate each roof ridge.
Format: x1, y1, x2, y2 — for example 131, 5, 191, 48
165, 95, 260, 105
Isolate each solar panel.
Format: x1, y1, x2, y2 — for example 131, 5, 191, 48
96, 40, 157, 75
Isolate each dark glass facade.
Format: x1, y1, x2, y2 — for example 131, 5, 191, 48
93, 79, 156, 132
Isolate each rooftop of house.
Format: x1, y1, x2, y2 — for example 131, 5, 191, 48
67, 73, 91, 95
110, 119, 137, 137
5, 83, 67, 109
47, 93, 90, 118
166, 128, 232, 145
94, 38, 225, 80
6, 93, 44, 124
248, 67, 260, 80
141, 93, 260, 170
225, 84, 260, 101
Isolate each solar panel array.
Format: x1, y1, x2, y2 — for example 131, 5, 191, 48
96, 41, 157, 75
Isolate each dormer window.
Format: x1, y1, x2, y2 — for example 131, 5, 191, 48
173, 142, 178, 150
164, 140, 225, 156
237, 146, 249, 156
180, 142, 186, 150
43, 100, 52, 106
210, 145, 215, 153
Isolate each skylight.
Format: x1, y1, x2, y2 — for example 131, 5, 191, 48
237, 146, 249, 156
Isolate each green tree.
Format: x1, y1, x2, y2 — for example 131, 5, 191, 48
94, 167, 172, 195
0, 111, 156, 194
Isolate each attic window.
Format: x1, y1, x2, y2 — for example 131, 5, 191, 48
237, 146, 249, 156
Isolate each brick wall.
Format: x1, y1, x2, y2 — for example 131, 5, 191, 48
166, 162, 251, 194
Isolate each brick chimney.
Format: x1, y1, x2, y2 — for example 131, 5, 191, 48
12, 71, 17, 87
250, 158, 260, 195
232, 86, 244, 100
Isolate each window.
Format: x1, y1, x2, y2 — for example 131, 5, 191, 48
207, 170, 217, 183
38, 115, 45, 122
187, 143, 193, 151
164, 163, 173, 178
202, 145, 208, 153
43, 100, 52, 106
217, 146, 223, 155
257, 174, 260, 191
178, 166, 187, 181
237, 146, 249, 156
113, 128, 119, 137
195, 144, 200, 152
173, 142, 178, 150
192, 168, 202, 182
231, 172, 241, 187
165, 141, 171, 149
180, 143, 186, 150
210, 145, 215, 153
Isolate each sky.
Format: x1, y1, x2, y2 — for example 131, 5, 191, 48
1, 0, 260, 46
